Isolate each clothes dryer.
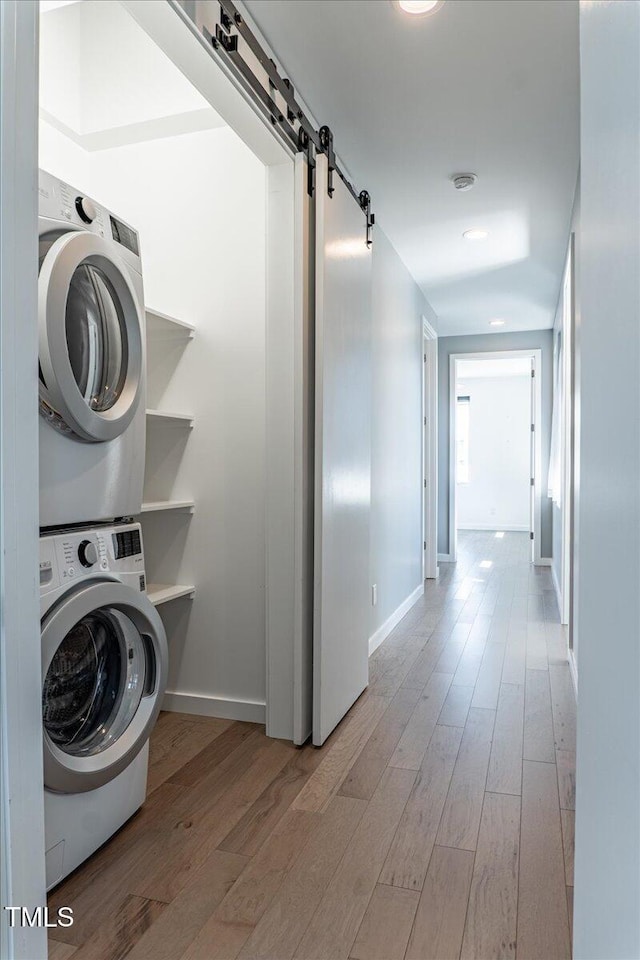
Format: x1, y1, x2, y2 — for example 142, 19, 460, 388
39, 170, 146, 528
40, 522, 167, 889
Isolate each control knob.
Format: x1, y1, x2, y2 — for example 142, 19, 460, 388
78, 540, 98, 568
75, 196, 97, 224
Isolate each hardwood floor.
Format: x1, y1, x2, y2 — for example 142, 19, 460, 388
48, 531, 576, 960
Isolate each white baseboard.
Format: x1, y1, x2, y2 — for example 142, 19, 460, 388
162, 691, 266, 724
368, 583, 424, 657
568, 648, 578, 698
535, 557, 553, 567
437, 553, 453, 563
457, 523, 530, 532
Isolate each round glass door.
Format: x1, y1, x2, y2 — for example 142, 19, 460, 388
41, 581, 167, 793
65, 263, 128, 414
38, 230, 143, 443
42, 608, 146, 758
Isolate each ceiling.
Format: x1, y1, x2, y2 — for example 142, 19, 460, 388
243, 0, 579, 336
40, 0, 224, 151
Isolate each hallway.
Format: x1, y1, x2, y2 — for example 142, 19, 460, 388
48, 532, 576, 960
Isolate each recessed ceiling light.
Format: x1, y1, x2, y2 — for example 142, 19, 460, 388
489, 319, 505, 327
396, 0, 445, 16
463, 228, 489, 241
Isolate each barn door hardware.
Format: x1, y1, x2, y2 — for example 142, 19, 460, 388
298, 128, 316, 198
199, 0, 375, 242
358, 190, 375, 247
319, 125, 335, 198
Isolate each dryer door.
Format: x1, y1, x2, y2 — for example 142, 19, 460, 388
41, 581, 167, 793
38, 230, 143, 442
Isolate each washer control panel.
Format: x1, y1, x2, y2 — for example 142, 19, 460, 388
39, 523, 145, 602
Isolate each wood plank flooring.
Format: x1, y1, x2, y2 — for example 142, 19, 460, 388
49, 531, 576, 960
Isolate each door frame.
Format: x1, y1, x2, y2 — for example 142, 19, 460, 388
561, 236, 575, 628
448, 349, 543, 565
125, 0, 304, 743
2, 3, 300, 950
1, 3, 48, 959
422, 319, 438, 580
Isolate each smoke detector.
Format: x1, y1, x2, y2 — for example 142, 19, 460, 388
451, 173, 477, 192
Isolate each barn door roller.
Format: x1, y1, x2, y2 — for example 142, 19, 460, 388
203, 0, 375, 244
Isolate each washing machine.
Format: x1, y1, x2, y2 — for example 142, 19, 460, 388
40, 522, 167, 890
38, 169, 146, 529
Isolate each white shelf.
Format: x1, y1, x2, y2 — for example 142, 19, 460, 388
146, 408, 194, 426
147, 583, 195, 606
146, 307, 195, 338
140, 499, 195, 514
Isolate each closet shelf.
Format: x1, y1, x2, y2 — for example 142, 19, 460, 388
140, 499, 195, 514
146, 408, 194, 426
146, 308, 195, 338
147, 583, 196, 606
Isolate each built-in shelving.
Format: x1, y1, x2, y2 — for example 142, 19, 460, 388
140, 499, 195, 514
146, 307, 195, 338
143, 304, 196, 624
146, 408, 194, 427
147, 583, 196, 606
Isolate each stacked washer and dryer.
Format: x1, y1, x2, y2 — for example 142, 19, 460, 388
38, 170, 168, 889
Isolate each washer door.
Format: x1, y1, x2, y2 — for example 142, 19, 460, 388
38, 230, 143, 442
41, 581, 167, 793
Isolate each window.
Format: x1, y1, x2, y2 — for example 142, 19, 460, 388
456, 395, 470, 484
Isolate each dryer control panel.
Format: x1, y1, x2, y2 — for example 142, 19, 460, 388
38, 169, 142, 274
39, 523, 146, 612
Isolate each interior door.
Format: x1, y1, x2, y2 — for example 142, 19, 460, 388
313, 154, 372, 746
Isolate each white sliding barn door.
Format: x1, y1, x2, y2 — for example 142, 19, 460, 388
313, 154, 372, 746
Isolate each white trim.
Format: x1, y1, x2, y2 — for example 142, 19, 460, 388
264, 159, 298, 743
568, 648, 578, 698
437, 553, 453, 563
291, 155, 314, 746
422, 319, 438, 580
1, 4, 47, 958
369, 584, 424, 657
560, 237, 575, 629
535, 557, 553, 567
162, 692, 266, 724
449, 349, 543, 565
457, 523, 530, 532
122, 0, 291, 167
552, 560, 563, 613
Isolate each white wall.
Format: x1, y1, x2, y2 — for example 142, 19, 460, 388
369, 228, 437, 650
456, 374, 530, 531
573, 2, 640, 957
40, 119, 268, 720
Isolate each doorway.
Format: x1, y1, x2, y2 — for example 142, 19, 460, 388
449, 349, 543, 564
423, 318, 438, 580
